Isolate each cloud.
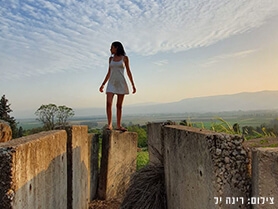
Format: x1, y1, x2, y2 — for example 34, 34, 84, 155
200, 50, 257, 67
1, 0, 278, 80
153, 59, 169, 66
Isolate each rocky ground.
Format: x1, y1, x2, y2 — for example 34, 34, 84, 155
89, 200, 121, 209
243, 137, 278, 148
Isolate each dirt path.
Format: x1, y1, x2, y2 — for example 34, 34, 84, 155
89, 200, 121, 209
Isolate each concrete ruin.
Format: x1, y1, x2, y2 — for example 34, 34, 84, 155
0, 126, 138, 209
0, 130, 68, 208
147, 123, 277, 209
98, 130, 138, 201
1, 122, 278, 209
251, 148, 278, 209
0, 120, 12, 143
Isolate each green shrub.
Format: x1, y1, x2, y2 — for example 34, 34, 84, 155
137, 151, 149, 170
128, 125, 147, 148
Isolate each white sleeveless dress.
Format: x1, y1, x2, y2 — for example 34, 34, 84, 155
106, 56, 129, 95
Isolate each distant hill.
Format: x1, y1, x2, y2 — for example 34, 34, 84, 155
123, 90, 278, 114
74, 90, 278, 116
14, 90, 278, 119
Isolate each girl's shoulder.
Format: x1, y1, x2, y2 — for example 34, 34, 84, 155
109, 56, 113, 63
123, 55, 129, 62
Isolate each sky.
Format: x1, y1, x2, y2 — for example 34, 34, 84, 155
1, 0, 278, 118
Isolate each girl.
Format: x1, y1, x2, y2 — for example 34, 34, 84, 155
99, 41, 136, 131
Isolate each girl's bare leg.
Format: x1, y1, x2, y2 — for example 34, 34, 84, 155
116, 94, 125, 129
106, 93, 114, 129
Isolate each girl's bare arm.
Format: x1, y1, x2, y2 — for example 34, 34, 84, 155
124, 56, 136, 94
99, 57, 112, 92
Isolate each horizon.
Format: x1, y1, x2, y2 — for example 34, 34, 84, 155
12, 90, 278, 119
16, 107, 278, 121
1, 1, 278, 118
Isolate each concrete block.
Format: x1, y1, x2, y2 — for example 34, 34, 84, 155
0, 130, 67, 209
163, 125, 250, 209
147, 122, 164, 164
66, 125, 89, 209
251, 148, 278, 209
98, 130, 138, 201
88, 133, 99, 201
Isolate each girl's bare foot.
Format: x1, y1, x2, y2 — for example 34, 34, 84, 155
116, 126, 127, 132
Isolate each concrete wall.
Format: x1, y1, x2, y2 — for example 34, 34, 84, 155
6, 121, 277, 209
147, 122, 164, 164
0, 125, 92, 209
251, 148, 278, 209
98, 130, 138, 201
148, 123, 251, 209
66, 125, 89, 209
88, 133, 99, 201
164, 125, 217, 209
0, 130, 67, 209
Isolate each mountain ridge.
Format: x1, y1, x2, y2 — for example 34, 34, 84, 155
15, 90, 278, 118
122, 90, 278, 114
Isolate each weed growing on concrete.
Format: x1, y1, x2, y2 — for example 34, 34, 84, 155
120, 163, 166, 209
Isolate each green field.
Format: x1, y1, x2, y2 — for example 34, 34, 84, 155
17, 110, 278, 171
17, 118, 43, 130
18, 110, 278, 131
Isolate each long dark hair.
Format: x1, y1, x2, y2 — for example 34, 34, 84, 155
112, 41, 126, 56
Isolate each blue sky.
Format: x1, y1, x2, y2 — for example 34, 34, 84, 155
1, 0, 278, 118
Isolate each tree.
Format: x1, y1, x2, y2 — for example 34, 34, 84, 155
35, 104, 58, 130
35, 104, 74, 130
18, 126, 23, 137
0, 95, 11, 120
0, 95, 18, 138
56, 105, 75, 129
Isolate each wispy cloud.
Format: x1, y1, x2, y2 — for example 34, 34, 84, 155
200, 50, 257, 67
153, 59, 169, 66
1, 0, 277, 80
